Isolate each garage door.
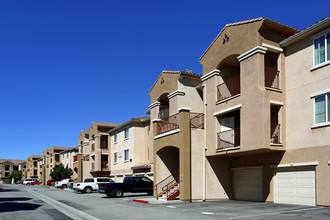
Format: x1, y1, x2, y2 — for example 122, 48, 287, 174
233, 168, 263, 201
275, 166, 316, 206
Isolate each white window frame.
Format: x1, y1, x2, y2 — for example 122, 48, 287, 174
113, 152, 117, 164
124, 127, 129, 139
312, 92, 330, 127
124, 149, 129, 162
114, 134, 117, 144
313, 32, 330, 67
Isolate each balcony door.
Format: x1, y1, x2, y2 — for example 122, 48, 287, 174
220, 116, 235, 145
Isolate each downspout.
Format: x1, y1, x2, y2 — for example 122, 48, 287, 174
203, 84, 207, 202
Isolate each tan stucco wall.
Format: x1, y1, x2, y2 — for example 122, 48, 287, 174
285, 30, 330, 150
149, 73, 180, 104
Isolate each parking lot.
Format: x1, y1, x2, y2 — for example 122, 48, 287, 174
1, 184, 330, 219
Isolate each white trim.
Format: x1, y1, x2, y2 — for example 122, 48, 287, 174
154, 129, 180, 140
231, 166, 263, 171
167, 90, 185, 99
101, 153, 109, 155
213, 104, 242, 116
149, 101, 161, 109
271, 161, 318, 168
178, 107, 191, 112
311, 122, 330, 129
201, 69, 220, 82
262, 43, 283, 53
151, 119, 161, 123
270, 100, 284, 106
94, 135, 101, 138
310, 60, 330, 71
237, 46, 267, 62
216, 146, 240, 152
310, 89, 330, 98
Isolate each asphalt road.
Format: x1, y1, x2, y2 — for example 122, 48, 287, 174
1, 184, 329, 220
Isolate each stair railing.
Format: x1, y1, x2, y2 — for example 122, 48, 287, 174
154, 170, 180, 199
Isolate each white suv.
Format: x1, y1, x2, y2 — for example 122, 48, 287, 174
23, 178, 37, 185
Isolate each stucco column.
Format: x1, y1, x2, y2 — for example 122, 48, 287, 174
77, 154, 83, 182
94, 135, 101, 171
178, 108, 191, 203
152, 119, 161, 197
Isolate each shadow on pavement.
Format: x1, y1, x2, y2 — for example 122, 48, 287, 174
0, 202, 41, 213
0, 197, 32, 202
0, 188, 20, 192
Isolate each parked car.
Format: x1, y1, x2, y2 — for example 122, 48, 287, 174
30, 180, 40, 185
47, 179, 56, 186
98, 176, 153, 198
23, 178, 38, 185
73, 177, 114, 193
55, 179, 73, 188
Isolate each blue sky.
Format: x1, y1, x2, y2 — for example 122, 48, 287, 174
0, 0, 329, 160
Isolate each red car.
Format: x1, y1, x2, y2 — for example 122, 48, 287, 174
47, 179, 56, 186
31, 180, 40, 185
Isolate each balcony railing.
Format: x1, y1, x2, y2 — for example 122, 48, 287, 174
73, 155, 78, 162
158, 108, 169, 120
91, 143, 95, 152
101, 161, 108, 169
217, 127, 240, 150
190, 113, 204, 129
265, 67, 280, 90
156, 113, 179, 135
271, 123, 281, 144
217, 75, 240, 102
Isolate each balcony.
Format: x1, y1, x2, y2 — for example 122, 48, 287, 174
265, 67, 280, 90
91, 143, 95, 152
217, 127, 240, 150
271, 123, 281, 144
73, 155, 78, 162
158, 108, 169, 120
101, 161, 108, 170
91, 163, 95, 171
190, 113, 204, 129
156, 113, 180, 135
217, 75, 240, 102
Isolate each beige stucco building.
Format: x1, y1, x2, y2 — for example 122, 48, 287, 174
0, 159, 25, 184
109, 116, 153, 182
73, 122, 119, 182
150, 17, 330, 206
26, 155, 42, 179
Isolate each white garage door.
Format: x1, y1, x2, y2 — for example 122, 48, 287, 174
275, 166, 316, 206
233, 168, 263, 202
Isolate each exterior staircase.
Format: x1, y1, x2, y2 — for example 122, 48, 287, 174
154, 170, 180, 201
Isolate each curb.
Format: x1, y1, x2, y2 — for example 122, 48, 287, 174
133, 199, 149, 204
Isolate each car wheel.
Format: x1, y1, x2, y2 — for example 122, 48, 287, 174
27, 183, 30, 185
147, 190, 153, 196
62, 184, 67, 189
84, 186, 92, 193
106, 192, 112, 198
114, 189, 123, 198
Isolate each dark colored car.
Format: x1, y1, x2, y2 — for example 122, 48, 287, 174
98, 176, 153, 198
47, 179, 56, 186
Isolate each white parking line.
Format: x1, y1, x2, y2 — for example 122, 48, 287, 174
230, 207, 324, 219
201, 212, 214, 215
167, 206, 177, 208
26, 188, 100, 220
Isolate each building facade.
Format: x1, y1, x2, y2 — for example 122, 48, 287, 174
109, 116, 153, 182
0, 159, 25, 184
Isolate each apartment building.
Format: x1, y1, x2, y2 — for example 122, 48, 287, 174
60, 146, 79, 181
74, 122, 119, 182
150, 17, 330, 206
26, 155, 42, 179
149, 70, 205, 202
109, 116, 153, 182
0, 159, 25, 184
41, 146, 72, 185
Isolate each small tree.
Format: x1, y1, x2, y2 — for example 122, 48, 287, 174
50, 164, 73, 181
9, 170, 23, 182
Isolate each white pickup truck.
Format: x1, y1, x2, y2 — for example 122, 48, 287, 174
54, 179, 73, 188
72, 177, 114, 193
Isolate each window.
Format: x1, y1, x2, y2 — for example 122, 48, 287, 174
314, 93, 330, 124
124, 149, 129, 162
114, 152, 117, 164
5, 165, 9, 170
314, 33, 330, 66
124, 127, 129, 139
114, 134, 117, 143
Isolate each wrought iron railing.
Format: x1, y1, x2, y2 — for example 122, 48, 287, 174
154, 170, 180, 200
271, 123, 281, 144
217, 127, 240, 149
217, 75, 240, 102
156, 113, 179, 135
91, 143, 95, 152
190, 113, 204, 129
265, 67, 280, 90
158, 108, 169, 120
